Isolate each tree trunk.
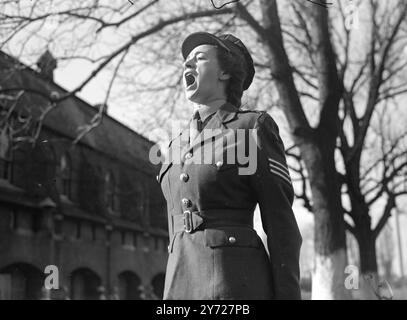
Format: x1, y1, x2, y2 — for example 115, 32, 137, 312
358, 228, 378, 277
306, 140, 351, 300
312, 248, 350, 300
355, 218, 380, 300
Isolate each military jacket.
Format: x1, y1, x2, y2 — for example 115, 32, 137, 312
158, 102, 302, 300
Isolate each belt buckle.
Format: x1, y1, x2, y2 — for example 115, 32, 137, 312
183, 210, 192, 233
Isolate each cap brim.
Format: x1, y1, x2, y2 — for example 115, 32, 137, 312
181, 32, 230, 59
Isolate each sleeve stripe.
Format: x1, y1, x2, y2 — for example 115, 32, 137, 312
269, 167, 292, 186
268, 158, 289, 174
269, 163, 291, 181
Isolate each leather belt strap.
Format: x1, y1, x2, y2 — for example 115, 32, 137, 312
172, 209, 253, 234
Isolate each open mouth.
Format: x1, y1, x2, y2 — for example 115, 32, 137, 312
184, 72, 196, 88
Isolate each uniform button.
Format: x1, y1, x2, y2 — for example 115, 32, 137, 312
228, 236, 236, 244
216, 161, 223, 168
156, 175, 159, 182
180, 173, 189, 182
185, 153, 193, 160
182, 198, 192, 207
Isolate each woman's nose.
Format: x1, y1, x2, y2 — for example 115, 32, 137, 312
183, 57, 195, 69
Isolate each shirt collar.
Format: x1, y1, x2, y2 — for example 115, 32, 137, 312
196, 100, 227, 122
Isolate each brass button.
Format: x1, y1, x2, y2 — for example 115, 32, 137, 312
156, 175, 159, 182
185, 153, 193, 160
216, 161, 223, 168
180, 173, 189, 182
228, 236, 236, 244
182, 198, 192, 207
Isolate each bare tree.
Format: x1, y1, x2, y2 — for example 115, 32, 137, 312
282, 0, 407, 298
335, 0, 407, 298
1, 0, 407, 299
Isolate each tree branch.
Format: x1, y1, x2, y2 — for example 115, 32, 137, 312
347, 2, 407, 163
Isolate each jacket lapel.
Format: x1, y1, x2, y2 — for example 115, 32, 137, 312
168, 128, 189, 163
184, 102, 239, 157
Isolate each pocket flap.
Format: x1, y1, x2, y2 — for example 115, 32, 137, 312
204, 227, 261, 248
214, 162, 235, 172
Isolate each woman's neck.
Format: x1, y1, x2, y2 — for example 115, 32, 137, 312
195, 98, 226, 114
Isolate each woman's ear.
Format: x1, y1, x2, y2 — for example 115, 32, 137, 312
219, 71, 231, 81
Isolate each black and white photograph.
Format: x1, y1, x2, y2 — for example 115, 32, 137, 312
0, 0, 406, 303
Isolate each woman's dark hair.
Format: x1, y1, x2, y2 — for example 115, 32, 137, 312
216, 47, 247, 108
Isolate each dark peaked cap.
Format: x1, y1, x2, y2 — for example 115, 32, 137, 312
181, 32, 255, 91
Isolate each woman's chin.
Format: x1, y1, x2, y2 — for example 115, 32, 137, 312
185, 87, 199, 101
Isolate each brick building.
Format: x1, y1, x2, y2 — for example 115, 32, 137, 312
0, 51, 168, 300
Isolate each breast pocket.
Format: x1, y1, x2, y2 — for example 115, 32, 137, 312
211, 146, 236, 172
211, 161, 235, 172
210, 132, 239, 172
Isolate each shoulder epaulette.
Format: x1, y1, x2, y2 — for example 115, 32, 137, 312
237, 109, 263, 114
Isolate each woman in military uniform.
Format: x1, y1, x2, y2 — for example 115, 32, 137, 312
158, 32, 302, 300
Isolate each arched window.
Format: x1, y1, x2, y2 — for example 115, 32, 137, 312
118, 271, 141, 300
70, 268, 101, 300
0, 263, 44, 300
58, 153, 72, 198
105, 171, 118, 212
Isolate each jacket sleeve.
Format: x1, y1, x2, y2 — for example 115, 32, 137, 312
249, 112, 302, 300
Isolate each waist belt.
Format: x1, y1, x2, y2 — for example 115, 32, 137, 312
172, 209, 254, 234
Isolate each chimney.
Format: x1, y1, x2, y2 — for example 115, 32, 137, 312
37, 50, 57, 81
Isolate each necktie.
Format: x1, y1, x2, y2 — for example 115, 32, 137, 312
189, 110, 202, 144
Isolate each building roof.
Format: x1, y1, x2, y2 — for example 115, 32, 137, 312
0, 50, 160, 174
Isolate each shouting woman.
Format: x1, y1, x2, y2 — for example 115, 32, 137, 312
157, 32, 302, 300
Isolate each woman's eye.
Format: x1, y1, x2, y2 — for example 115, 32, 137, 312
196, 56, 205, 60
